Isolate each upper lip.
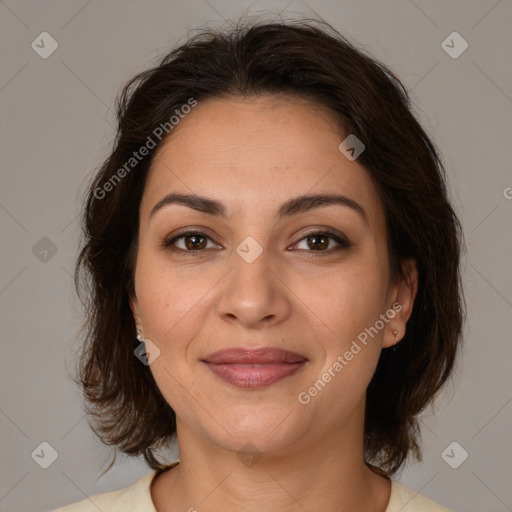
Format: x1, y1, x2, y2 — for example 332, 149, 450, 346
202, 347, 307, 364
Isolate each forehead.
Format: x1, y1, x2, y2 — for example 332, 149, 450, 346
142, 95, 384, 232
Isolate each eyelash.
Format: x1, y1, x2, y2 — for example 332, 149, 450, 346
161, 229, 352, 257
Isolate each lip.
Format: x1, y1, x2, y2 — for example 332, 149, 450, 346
203, 347, 307, 364
201, 348, 308, 389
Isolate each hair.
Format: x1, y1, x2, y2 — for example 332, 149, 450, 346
73, 15, 466, 478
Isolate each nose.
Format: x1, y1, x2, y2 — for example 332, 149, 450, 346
216, 247, 291, 330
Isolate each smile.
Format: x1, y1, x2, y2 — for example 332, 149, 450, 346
203, 361, 307, 388
201, 347, 308, 388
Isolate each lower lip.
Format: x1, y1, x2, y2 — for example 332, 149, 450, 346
203, 361, 307, 389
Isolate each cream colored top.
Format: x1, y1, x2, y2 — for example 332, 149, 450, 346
53, 465, 452, 512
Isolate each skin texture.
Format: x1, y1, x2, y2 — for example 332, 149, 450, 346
130, 95, 418, 512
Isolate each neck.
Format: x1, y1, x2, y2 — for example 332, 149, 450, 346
151, 418, 391, 512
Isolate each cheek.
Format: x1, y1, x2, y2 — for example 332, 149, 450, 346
134, 264, 207, 412
134, 250, 217, 339
296, 271, 386, 422
295, 259, 387, 341
133, 255, 222, 410
297, 260, 388, 389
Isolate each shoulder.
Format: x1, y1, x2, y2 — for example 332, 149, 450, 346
386, 480, 452, 512
52, 471, 158, 512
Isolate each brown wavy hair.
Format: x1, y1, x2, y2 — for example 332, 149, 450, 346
73, 16, 466, 478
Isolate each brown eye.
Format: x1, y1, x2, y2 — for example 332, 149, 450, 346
162, 231, 216, 253
183, 234, 207, 250
305, 233, 330, 250
292, 230, 352, 254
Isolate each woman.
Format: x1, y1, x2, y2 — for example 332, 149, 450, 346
54, 16, 465, 512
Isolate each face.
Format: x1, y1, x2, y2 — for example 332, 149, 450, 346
130, 95, 417, 457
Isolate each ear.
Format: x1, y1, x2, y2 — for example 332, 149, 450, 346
129, 293, 143, 331
382, 258, 419, 348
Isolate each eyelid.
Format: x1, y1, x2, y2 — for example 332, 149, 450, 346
161, 226, 352, 255
161, 227, 221, 252
291, 229, 351, 251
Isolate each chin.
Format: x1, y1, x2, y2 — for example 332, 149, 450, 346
203, 406, 305, 455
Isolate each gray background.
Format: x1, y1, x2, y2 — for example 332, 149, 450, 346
1, 1, 511, 511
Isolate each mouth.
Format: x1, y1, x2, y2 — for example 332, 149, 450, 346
201, 347, 308, 389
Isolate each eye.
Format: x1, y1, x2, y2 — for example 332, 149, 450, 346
161, 229, 352, 256
291, 230, 352, 255
161, 230, 219, 254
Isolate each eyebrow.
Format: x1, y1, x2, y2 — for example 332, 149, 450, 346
149, 192, 368, 225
